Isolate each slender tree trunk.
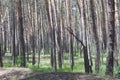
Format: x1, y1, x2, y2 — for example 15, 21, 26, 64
101, 0, 107, 49
82, 0, 92, 73
69, 31, 74, 70
76, 0, 83, 57
105, 0, 115, 75
3, 21, 7, 56
51, 0, 57, 72
45, 0, 57, 72
38, 6, 42, 68
90, 0, 100, 73
38, 27, 40, 67
26, 36, 29, 61
117, 0, 120, 66
0, 0, 3, 67
0, 43, 3, 67
18, 0, 26, 67
31, 33, 35, 65
66, 0, 74, 70
57, 0, 63, 69
0, 29, 3, 67
31, 0, 36, 65
10, 0, 16, 65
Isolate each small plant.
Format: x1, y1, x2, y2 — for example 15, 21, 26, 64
4, 62, 12, 67
115, 67, 120, 78
16, 56, 22, 66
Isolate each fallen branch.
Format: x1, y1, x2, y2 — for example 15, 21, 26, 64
65, 27, 85, 47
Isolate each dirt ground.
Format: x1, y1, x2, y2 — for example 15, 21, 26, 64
0, 68, 32, 80
20, 72, 119, 80
0, 68, 119, 80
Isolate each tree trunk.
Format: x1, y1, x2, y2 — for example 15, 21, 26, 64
3, 21, 7, 56
66, 0, 74, 70
117, 0, 120, 66
0, 0, 3, 67
82, 0, 92, 73
90, 0, 100, 73
10, 0, 16, 65
18, 0, 26, 67
45, 0, 57, 72
105, 0, 115, 75
101, 0, 107, 49
51, 0, 57, 72
0, 43, 3, 67
57, 0, 63, 69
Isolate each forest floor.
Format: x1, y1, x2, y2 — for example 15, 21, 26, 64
0, 68, 119, 80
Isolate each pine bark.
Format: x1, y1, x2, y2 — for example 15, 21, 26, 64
66, 0, 74, 70
0, 0, 3, 67
117, 0, 120, 66
57, 0, 63, 69
105, 0, 115, 75
10, 0, 16, 65
90, 0, 100, 73
82, 0, 92, 73
18, 0, 26, 67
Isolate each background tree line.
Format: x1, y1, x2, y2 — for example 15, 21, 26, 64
0, 0, 120, 76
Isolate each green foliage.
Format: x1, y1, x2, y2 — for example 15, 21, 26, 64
3, 55, 12, 67
26, 62, 52, 72
74, 53, 80, 57
16, 56, 22, 66
114, 66, 120, 78
116, 72, 120, 78
96, 64, 106, 76
26, 61, 84, 73
2, 51, 120, 78
4, 62, 12, 67
63, 53, 69, 60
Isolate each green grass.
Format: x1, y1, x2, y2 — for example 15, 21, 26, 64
2, 51, 120, 78
27, 63, 52, 72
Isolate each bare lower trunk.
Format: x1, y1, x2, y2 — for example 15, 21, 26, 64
105, 0, 115, 75
10, 0, 16, 65
0, 44, 3, 67
82, 0, 92, 73
0, 0, 3, 67
117, 0, 120, 66
18, 0, 26, 67
90, 0, 100, 73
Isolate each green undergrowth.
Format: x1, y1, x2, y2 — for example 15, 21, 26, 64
2, 52, 120, 78
26, 59, 85, 73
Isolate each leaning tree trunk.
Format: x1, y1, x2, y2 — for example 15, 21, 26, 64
105, 0, 115, 76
